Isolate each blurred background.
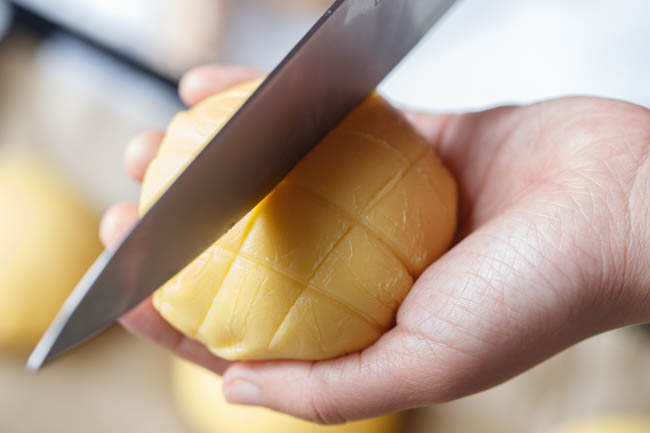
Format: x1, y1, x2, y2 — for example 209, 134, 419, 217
0, 0, 649, 432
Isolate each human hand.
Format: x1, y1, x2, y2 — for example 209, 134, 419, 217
100, 64, 650, 424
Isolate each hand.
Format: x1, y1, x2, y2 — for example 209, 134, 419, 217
100, 64, 650, 424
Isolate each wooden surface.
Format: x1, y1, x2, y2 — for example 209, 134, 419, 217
0, 328, 190, 433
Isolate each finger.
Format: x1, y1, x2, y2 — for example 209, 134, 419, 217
403, 110, 457, 149
120, 299, 232, 375
404, 106, 525, 232
99, 202, 139, 248
179, 64, 264, 106
221, 327, 441, 424
124, 131, 164, 183
404, 105, 518, 166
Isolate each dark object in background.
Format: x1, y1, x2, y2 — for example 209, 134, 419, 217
8, 0, 224, 80
6, 0, 330, 85
0, 1, 11, 41
5, 2, 177, 88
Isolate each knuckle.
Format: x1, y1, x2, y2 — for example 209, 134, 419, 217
307, 392, 347, 425
304, 365, 348, 425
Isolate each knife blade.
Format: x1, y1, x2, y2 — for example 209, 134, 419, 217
27, 0, 458, 371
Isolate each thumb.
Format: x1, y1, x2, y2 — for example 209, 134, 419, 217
221, 328, 440, 424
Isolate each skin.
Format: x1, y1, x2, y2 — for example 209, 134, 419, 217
100, 64, 650, 424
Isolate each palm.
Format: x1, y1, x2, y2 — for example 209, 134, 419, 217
395, 99, 647, 404
102, 66, 649, 423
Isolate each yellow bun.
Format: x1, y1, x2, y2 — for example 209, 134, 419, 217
0, 153, 101, 351
140, 80, 457, 360
549, 414, 650, 433
172, 357, 402, 433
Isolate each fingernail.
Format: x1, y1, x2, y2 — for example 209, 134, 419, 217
126, 136, 148, 161
224, 380, 263, 407
180, 72, 202, 98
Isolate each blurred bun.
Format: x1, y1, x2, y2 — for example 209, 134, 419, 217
0, 152, 101, 351
549, 414, 650, 433
172, 357, 402, 433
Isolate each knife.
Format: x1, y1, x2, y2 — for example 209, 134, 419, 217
27, 0, 458, 371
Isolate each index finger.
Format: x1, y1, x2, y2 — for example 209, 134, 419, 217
179, 64, 264, 106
